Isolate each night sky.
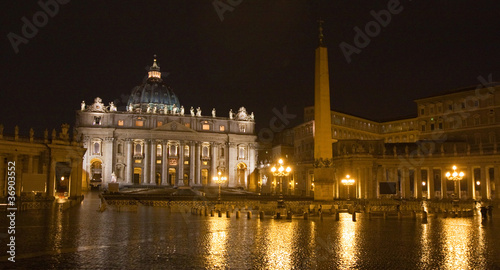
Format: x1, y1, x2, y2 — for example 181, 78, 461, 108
1, 1, 499, 137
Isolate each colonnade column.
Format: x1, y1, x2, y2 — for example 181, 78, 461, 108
402, 168, 411, 199
125, 139, 133, 184
427, 168, 434, 200
0, 155, 5, 197
440, 167, 447, 199
178, 141, 184, 186
415, 168, 422, 199
162, 140, 168, 185
48, 157, 56, 197
210, 143, 217, 185
70, 158, 79, 198
189, 141, 195, 186
495, 165, 500, 200
467, 167, 476, 200
248, 144, 256, 191
143, 139, 150, 184
481, 165, 490, 200
28, 155, 33, 174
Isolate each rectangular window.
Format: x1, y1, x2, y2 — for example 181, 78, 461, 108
93, 116, 102, 125
420, 108, 425, 115
134, 160, 142, 164
202, 124, 210, 130
156, 160, 162, 164
421, 125, 426, 132
157, 121, 163, 127
203, 161, 208, 166
438, 122, 443, 129
430, 123, 435, 131
118, 120, 124, 126
239, 124, 246, 133
135, 120, 144, 127
184, 123, 190, 128
219, 125, 225, 131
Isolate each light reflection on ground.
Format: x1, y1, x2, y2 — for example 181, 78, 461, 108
0, 191, 499, 269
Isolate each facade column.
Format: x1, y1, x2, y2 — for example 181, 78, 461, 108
150, 141, 157, 185
189, 141, 195, 186
162, 140, 168, 185
427, 168, 434, 200
143, 139, 150, 184
248, 144, 256, 191
178, 141, 184, 186
103, 137, 114, 186
14, 155, 22, 196
210, 143, 217, 186
228, 143, 237, 187
195, 142, 201, 185
125, 139, 133, 184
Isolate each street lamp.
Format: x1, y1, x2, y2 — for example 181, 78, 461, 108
271, 158, 292, 208
341, 175, 355, 200
445, 165, 464, 199
212, 171, 227, 201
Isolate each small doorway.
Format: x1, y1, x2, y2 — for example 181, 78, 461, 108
169, 168, 176, 186
202, 169, 208, 185
237, 162, 247, 188
133, 167, 142, 184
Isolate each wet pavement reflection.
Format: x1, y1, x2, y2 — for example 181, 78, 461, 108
1, 191, 500, 269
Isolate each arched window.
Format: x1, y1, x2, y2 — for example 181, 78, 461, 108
135, 143, 142, 155
93, 142, 100, 155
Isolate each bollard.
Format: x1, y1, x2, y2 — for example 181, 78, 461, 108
320, 212, 323, 221
276, 212, 281, 219
259, 211, 264, 220
487, 206, 493, 217
303, 212, 308, 220
443, 210, 448, 219
226, 210, 231, 218
335, 211, 340, 221
236, 211, 240, 219
422, 211, 428, 224
210, 210, 214, 217
287, 211, 292, 220
480, 207, 488, 220
218, 210, 222, 218
398, 211, 402, 220
352, 211, 356, 222
247, 211, 252, 219
200, 208, 203, 216
205, 208, 208, 216
412, 211, 417, 220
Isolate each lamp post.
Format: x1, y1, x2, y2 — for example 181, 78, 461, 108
212, 171, 227, 201
341, 175, 355, 200
445, 165, 464, 199
271, 158, 292, 208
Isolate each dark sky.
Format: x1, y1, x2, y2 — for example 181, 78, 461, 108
1, 0, 499, 136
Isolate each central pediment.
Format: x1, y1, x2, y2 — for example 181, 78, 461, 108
154, 121, 197, 133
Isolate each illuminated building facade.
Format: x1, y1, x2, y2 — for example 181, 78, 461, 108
76, 58, 258, 189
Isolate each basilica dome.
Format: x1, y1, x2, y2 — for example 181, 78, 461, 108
127, 57, 180, 113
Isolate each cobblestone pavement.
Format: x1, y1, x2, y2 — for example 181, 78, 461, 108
1, 191, 499, 269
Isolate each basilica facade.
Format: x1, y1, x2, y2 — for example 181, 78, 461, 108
76, 58, 258, 189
